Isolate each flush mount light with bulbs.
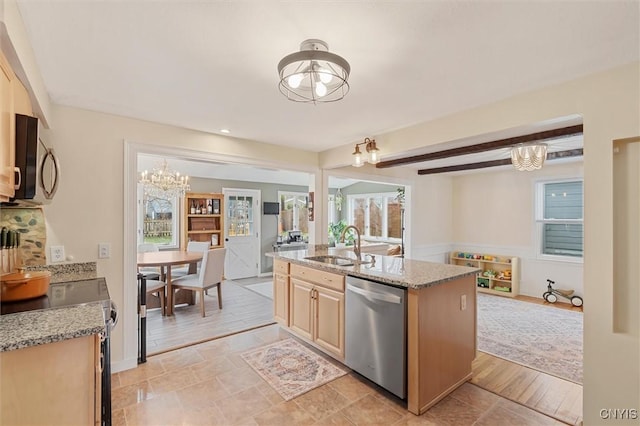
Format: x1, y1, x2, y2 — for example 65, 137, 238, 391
278, 39, 350, 103
352, 138, 381, 167
510, 143, 548, 171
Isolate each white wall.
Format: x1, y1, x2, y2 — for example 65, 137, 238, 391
451, 161, 584, 297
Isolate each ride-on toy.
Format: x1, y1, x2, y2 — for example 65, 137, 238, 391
543, 279, 583, 307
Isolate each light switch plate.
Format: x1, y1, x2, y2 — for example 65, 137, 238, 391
460, 294, 467, 311
50, 246, 65, 263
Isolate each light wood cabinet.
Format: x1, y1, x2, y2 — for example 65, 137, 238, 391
288, 264, 345, 359
0, 334, 101, 425
0, 50, 16, 202
450, 250, 520, 297
182, 192, 225, 249
273, 271, 290, 325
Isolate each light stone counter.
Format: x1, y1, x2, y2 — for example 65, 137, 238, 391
268, 246, 479, 289
0, 303, 105, 352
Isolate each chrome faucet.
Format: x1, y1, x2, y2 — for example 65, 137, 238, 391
340, 225, 362, 261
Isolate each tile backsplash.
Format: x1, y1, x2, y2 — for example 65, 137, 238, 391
0, 207, 47, 266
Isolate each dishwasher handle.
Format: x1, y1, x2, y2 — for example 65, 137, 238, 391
347, 283, 402, 304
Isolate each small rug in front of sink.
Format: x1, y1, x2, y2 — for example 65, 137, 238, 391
241, 338, 347, 401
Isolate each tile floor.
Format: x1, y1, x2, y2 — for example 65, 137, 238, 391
113, 324, 567, 425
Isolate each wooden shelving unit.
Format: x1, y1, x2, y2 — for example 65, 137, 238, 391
181, 192, 225, 249
450, 251, 520, 297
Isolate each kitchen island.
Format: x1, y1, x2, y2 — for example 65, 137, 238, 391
269, 246, 480, 415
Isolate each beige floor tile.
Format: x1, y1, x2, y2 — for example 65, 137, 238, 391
216, 365, 264, 394
424, 395, 484, 426
117, 358, 166, 388
157, 346, 205, 372
214, 386, 273, 423
180, 405, 229, 425
327, 374, 376, 402
340, 393, 405, 425
253, 400, 316, 425
255, 381, 286, 405
294, 385, 350, 420
148, 366, 198, 394
494, 399, 566, 425
393, 412, 444, 425
314, 411, 357, 425
123, 392, 184, 425
449, 382, 501, 412
189, 356, 238, 382
111, 408, 126, 426
111, 380, 154, 411
175, 377, 230, 410
194, 339, 232, 359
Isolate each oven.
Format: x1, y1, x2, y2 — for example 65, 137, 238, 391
1, 277, 117, 426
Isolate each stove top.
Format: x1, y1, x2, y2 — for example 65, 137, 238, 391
1, 277, 110, 316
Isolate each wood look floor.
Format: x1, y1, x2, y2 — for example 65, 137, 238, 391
146, 277, 274, 355
133, 283, 583, 424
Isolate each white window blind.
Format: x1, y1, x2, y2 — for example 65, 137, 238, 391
538, 180, 583, 258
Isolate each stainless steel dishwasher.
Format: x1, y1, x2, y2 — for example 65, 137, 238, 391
345, 275, 407, 399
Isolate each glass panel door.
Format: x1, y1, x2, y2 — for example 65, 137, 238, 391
227, 195, 254, 237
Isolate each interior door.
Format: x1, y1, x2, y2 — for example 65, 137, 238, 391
223, 188, 260, 279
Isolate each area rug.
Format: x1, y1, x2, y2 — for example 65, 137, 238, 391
245, 281, 273, 300
477, 293, 583, 384
241, 338, 347, 400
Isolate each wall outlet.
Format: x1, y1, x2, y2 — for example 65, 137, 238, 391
460, 294, 467, 311
99, 243, 111, 259
50, 246, 65, 263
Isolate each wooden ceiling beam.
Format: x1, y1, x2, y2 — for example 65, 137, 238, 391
376, 124, 583, 168
417, 148, 584, 175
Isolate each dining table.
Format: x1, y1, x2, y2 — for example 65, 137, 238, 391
136, 250, 204, 315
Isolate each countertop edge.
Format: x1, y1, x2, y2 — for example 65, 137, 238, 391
0, 303, 106, 352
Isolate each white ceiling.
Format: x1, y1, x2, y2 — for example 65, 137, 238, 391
15, 0, 639, 156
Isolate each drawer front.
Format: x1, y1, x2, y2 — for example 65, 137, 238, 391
274, 259, 290, 275
290, 264, 344, 292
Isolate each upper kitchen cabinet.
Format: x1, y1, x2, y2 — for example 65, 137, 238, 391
0, 50, 33, 202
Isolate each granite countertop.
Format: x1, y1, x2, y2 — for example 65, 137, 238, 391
0, 303, 105, 352
268, 246, 480, 290
1, 261, 105, 352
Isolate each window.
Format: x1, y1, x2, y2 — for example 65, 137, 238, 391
536, 180, 583, 259
141, 193, 180, 248
347, 192, 402, 241
278, 191, 309, 238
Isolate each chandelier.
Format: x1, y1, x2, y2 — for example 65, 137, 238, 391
139, 159, 190, 198
278, 39, 350, 103
352, 138, 381, 167
511, 143, 548, 171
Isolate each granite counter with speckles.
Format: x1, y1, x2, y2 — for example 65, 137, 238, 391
24, 261, 97, 283
268, 246, 480, 289
0, 303, 105, 352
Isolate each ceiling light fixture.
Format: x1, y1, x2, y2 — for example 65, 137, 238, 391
220, 129, 230, 134
510, 143, 548, 171
278, 39, 350, 103
139, 159, 190, 198
352, 138, 381, 167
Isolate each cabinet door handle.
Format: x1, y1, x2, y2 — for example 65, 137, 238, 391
13, 167, 21, 190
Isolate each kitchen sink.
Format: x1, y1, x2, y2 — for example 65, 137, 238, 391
304, 255, 372, 267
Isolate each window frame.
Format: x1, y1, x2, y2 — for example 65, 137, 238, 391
534, 178, 584, 263
140, 192, 181, 250
346, 191, 402, 242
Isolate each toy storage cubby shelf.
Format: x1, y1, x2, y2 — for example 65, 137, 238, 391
449, 251, 520, 298
181, 192, 225, 249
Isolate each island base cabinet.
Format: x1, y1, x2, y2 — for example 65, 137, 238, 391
273, 272, 290, 325
406, 275, 476, 415
0, 334, 101, 425
289, 273, 345, 360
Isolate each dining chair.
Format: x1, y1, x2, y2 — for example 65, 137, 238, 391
172, 241, 211, 277
141, 277, 168, 316
137, 243, 161, 279
171, 248, 226, 317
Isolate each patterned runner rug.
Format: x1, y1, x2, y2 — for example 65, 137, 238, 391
477, 293, 583, 384
241, 338, 347, 400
